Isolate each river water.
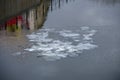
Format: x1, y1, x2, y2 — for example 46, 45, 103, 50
0, 0, 120, 80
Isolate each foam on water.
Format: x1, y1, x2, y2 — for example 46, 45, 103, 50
18, 27, 98, 61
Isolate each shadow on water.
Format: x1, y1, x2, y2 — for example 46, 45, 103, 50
50, 0, 75, 11
0, 0, 73, 34
0, 0, 42, 22
0, 0, 74, 55
0, 0, 50, 33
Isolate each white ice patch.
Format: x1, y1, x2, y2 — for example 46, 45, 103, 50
59, 30, 80, 38
22, 27, 98, 61
83, 30, 97, 40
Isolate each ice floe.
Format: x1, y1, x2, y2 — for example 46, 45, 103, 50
83, 30, 97, 40
59, 30, 80, 38
19, 27, 98, 61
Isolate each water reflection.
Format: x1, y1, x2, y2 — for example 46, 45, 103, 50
91, 0, 120, 5
0, 0, 74, 33
0, 0, 119, 80
0, 0, 50, 35
0, 0, 98, 61
50, 0, 75, 11
0, 0, 41, 21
